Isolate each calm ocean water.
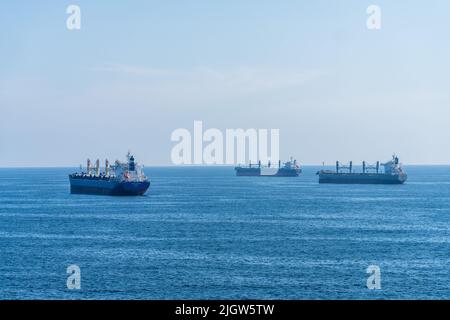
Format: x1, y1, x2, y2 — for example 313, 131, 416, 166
0, 166, 449, 299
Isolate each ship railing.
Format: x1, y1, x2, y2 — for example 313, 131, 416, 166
71, 172, 117, 180
236, 164, 292, 169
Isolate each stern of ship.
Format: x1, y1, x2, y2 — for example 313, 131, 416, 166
116, 180, 150, 195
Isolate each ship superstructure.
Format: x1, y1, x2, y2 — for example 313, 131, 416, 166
317, 155, 407, 184
69, 152, 150, 195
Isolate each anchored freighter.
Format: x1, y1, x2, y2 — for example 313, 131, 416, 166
317, 155, 407, 184
69, 152, 150, 195
235, 158, 301, 177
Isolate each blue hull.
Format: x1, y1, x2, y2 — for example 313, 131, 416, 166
318, 173, 407, 184
69, 176, 150, 196
235, 167, 301, 177
235, 167, 261, 176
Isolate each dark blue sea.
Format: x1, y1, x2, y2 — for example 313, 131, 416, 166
0, 166, 449, 299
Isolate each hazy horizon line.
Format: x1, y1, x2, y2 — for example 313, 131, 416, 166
1, 163, 450, 169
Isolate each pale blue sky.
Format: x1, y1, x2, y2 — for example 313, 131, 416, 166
1, 1, 449, 166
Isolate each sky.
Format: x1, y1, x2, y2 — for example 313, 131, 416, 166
0, 0, 449, 166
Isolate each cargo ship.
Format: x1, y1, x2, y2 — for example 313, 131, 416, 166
317, 155, 407, 184
235, 158, 301, 177
69, 152, 150, 195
